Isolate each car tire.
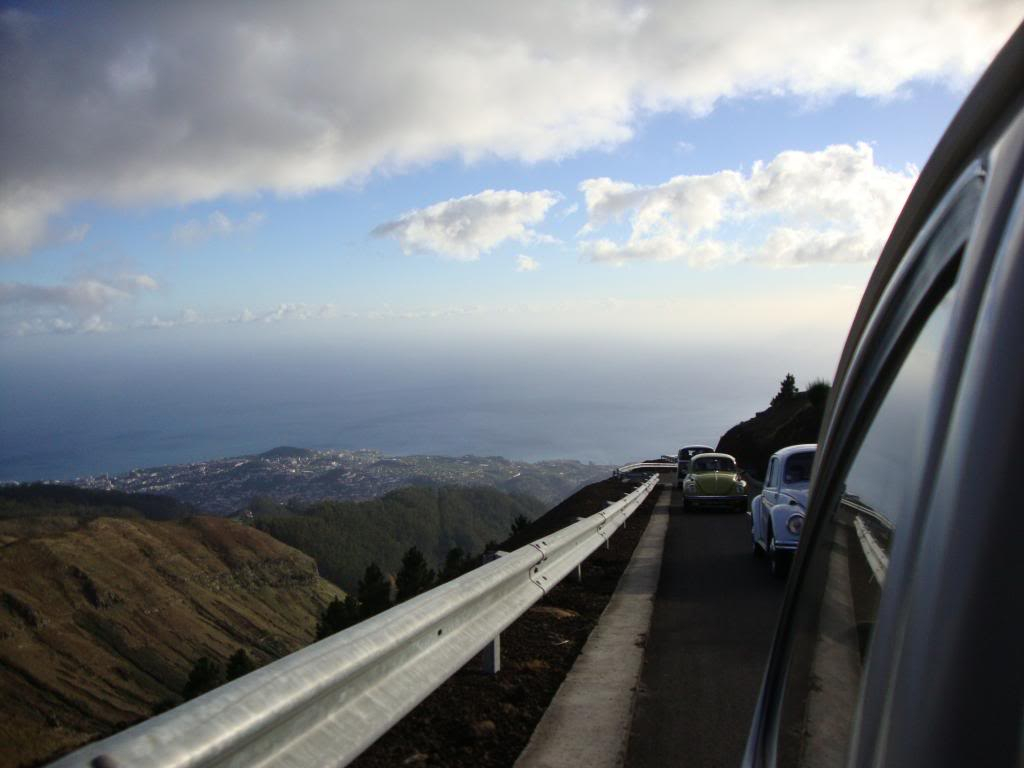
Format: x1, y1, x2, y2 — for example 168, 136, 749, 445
768, 532, 789, 579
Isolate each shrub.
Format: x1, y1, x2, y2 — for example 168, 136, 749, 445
183, 657, 223, 700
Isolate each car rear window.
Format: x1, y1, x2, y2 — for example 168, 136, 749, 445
692, 457, 735, 472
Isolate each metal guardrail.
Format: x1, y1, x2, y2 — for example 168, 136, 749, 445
853, 516, 889, 586
615, 461, 676, 474
50, 475, 659, 768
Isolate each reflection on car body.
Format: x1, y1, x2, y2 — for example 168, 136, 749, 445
742, 23, 1024, 768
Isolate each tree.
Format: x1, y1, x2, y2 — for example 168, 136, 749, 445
357, 562, 391, 618
395, 546, 436, 602
316, 595, 360, 639
806, 378, 832, 410
771, 373, 799, 405
439, 547, 467, 583
183, 657, 223, 700
226, 649, 255, 681
509, 513, 531, 536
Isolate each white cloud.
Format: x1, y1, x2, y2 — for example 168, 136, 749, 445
578, 142, 916, 267
172, 210, 264, 245
253, 303, 337, 323
516, 255, 540, 272
2, 1, 1016, 257
136, 303, 339, 331
373, 190, 559, 260
0, 273, 158, 335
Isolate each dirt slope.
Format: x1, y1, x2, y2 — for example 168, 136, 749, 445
0, 516, 343, 767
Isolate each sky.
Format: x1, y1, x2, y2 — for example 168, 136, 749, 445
1, 1, 1021, 475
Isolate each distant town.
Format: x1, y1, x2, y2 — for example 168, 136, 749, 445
71, 446, 615, 515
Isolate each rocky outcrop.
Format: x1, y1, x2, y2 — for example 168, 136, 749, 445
716, 392, 825, 479
0, 515, 343, 767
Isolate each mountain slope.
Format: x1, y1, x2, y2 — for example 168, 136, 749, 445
0, 514, 343, 767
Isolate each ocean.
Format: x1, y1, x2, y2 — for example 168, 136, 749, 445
0, 333, 800, 482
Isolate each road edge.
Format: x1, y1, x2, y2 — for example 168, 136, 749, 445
513, 482, 671, 768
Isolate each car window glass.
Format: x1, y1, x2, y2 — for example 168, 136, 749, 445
693, 457, 735, 472
766, 458, 777, 488
783, 452, 814, 485
775, 286, 957, 768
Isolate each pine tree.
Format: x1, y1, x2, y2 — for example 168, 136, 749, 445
395, 547, 436, 602
183, 657, 223, 700
225, 649, 255, 681
509, 513, 531, 536
357, 562, 391, 618
316, 595, 361, 639
439, 547, 467, 583
771, 373, 799, 405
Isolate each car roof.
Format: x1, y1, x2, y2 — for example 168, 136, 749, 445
770, 444, 817, 461
691, 452, 735, 462
680, 444, 714, 451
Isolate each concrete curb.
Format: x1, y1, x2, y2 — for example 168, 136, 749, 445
514, 485, 671, 768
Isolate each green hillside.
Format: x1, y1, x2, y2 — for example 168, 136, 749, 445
253, 485, 547, 590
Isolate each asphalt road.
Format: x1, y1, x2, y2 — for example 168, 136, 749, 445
625, 483, 787, 768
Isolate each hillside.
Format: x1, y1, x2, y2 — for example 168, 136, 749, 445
254, 485, 547, 591
0, 483, 197, 523
716, 387, 828, 479
0, 512, 343, 767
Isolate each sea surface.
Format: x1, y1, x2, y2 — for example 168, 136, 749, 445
0, 334, 805, 482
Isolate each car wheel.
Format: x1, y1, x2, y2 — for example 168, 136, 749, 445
768, 532, 789, 579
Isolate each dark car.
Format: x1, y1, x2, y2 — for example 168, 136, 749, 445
676, 444, 715, 488
743, 22, 1024, 768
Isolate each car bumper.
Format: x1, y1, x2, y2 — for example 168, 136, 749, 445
685, 494, 748, 510
771, 539, 800, 552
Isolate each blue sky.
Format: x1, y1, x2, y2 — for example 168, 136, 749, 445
1, 2, 1021, 474
0, 85, 967, 327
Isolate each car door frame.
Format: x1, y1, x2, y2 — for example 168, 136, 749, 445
741, 25, 1024, 767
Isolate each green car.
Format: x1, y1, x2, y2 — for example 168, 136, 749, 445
681, 452, 747, 512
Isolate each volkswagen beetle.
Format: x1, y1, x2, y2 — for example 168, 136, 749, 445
749, 444, 816, 577
681, 452, 747, 512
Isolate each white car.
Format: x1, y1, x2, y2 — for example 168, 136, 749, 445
675, 444, 715, 489
750, 444, 815, 577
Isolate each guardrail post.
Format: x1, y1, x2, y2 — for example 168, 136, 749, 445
481, 634, 501, 675
474, 550, 507, 674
